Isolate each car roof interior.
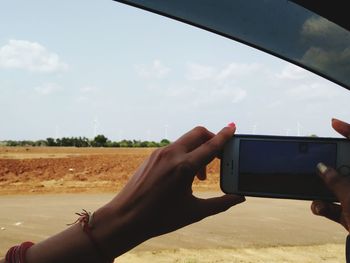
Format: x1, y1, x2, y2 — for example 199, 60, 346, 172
291, 1, 350, 32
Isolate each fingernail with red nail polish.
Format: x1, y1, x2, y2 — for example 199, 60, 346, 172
228, 122, 236, 128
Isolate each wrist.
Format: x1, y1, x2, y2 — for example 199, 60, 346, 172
92, 203, 147, 259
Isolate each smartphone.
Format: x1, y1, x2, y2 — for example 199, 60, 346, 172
220, 134, 350, 201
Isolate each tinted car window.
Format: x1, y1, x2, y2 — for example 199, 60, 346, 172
115, 0, 350, 90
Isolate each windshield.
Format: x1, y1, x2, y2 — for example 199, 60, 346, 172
115, 0, 350, 90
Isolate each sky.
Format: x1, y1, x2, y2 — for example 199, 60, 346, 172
1, 0, 350, 141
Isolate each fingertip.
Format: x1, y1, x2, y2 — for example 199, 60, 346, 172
237, 195, 246, 204
311, 201, 326, 215
198, 175, 206, 181
196, 168, 207, 181
198, 194, 246, 219
227, 122, 236, 133
331, 118, 350, 138
226, 194, 246, 205
331, 118, 340, 129
227, 122, 236, 128
317, 162, 328, 175
332, 117, 342, 123
215, 125, 236, 142
316, 163, 338, 184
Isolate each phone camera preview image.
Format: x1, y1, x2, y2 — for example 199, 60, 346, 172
238, 140, 336, 199
298, 142, 308, 154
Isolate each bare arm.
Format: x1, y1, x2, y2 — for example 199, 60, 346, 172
2, 125, 245, 263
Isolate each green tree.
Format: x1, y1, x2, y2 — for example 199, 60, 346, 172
146, 141, 159, 147
93, 134, 108, 147
110, 141, 120, 147
119, 140, 133, 147
160, 139, 170, 147
34, 140, 47, 147
46, 137, 57, 146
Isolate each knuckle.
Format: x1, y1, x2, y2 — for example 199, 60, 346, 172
154, 146, 173, 160
176, 159, 195, 174
193, 126, 209, 136
204, 139, 220, 152
150, 148, 161, 158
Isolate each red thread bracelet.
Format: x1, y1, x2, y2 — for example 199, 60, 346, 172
68, 209, 113, 263
5, 241, 34, 263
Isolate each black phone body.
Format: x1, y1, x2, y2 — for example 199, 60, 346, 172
220, 134, 350, 201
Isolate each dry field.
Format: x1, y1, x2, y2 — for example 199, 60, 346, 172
0, 146, 220, 194
0, 147, 347, 262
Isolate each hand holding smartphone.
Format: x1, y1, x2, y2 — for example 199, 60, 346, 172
220, 134, 350, 201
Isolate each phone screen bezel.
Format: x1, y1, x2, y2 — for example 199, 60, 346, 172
220, 134, 349, 202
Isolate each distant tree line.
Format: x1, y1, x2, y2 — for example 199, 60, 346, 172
2, 135, 171, 148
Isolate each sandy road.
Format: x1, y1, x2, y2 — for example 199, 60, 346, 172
0, 193, 347, 261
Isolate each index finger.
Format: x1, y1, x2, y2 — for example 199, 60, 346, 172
174, 126, 215, 153
188, 125, 236, 170
332, 118, 350, 139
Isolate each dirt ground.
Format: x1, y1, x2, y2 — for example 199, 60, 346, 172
0, 194, 346, 262
0, 147, 220, 194
0, 147, 347, 262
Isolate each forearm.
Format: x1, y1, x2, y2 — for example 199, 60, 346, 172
26, 223, 103, 263
4, 203, 145, 263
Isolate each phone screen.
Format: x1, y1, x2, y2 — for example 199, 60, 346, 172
238, 140, 336, 197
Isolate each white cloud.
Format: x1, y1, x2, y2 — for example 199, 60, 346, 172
76, 96, 89, 103
186, 62, 262, 82
286, 82, 341, 101
34, 83, 61, 95
186, 62, 262, 81
176, 61, 266, 106
0, 39, 68, 73
76, 86, 98, 103
186, 63, 215, 80
163, 83, 247, 108
156, 61, 258, 108
197, 86, 247, 105
80, 86, 97, 93
266, 100, 283, 109
276, 64, 309, 80
135, 59, 170, 79
216, 62, 261, 80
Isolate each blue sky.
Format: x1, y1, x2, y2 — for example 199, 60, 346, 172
1, 0, 350, 141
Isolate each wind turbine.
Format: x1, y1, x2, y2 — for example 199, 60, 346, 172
55, 125, 59, 139
252, 124, 257, 134
117, 130, 123, 142
93, 117, 99, 138
285, 128, 290, 136
297, 122, 303, 136
164, 124, 169, 139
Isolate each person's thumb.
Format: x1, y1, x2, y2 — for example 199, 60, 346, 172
197, 194, 245, 219
317, 163, 350, 202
